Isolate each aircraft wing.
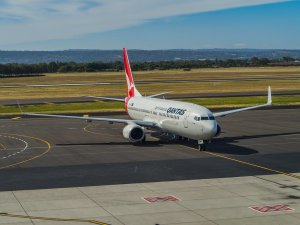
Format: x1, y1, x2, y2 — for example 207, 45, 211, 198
84, 96, 125, 102
213, 86, 272, 117
23, 113, 159, 127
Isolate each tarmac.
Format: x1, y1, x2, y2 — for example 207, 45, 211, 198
0, 108, 299, 225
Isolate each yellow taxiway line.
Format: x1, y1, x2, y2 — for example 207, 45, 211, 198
183, 144, 300, 180
0, 213, 109, 225
203, 150, 300, 180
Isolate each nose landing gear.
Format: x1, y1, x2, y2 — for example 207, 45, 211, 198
198, 140, 206, 151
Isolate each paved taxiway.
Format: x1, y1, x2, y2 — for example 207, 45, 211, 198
0, 108, 299, 225
0, 108, 299, 190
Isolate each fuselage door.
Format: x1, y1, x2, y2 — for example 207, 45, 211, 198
183, 111, 190, 128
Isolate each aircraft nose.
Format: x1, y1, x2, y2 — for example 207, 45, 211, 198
203, 121, 217, 139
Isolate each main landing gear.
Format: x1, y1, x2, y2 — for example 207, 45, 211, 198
198, 140, 206, 151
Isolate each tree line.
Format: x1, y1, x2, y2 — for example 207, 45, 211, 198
0, 57, 298, 76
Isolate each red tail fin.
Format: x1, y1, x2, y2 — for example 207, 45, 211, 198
123, 48, 141, 97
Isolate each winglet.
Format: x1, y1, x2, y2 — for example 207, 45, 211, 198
267, 86, 272, 105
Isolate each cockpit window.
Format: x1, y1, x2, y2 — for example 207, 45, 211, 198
195, 115, 215, 121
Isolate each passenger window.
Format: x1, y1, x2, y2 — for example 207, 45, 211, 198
201, 116, 209, 120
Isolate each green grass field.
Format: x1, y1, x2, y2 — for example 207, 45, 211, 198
1, 66, 300, 85
1, 69, 300, 99
1, 80, 299, 100
2, 95, 299, 115
1, 66, 299, 115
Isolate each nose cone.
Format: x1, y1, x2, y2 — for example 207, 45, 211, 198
203, 121, 218, 139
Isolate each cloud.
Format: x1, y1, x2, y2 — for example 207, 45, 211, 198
0, 0, 288, 45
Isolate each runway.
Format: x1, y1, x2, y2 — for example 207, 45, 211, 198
0, 108, 299, 191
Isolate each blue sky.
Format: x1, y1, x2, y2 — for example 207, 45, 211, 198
0, 0, 299, 50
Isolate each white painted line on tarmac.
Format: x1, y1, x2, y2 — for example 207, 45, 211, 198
0, 135, 29, 159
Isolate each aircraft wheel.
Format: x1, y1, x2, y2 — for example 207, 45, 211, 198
198, 144, 206, 151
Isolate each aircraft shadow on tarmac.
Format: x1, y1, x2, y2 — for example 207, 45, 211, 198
56, 131, 300, 156
150, 131, 300, 155
204, 131, 300, 155
56, 141, 164, 147
175, 139, 259, 155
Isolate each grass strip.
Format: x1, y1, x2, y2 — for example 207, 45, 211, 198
0, 80, 299, 100
1, 95, 299, 115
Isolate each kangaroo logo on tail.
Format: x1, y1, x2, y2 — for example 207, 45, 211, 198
123, 48, 141, 98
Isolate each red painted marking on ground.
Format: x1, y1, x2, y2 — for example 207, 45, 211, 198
143, 195, 179, 203
250, 204, 294, 213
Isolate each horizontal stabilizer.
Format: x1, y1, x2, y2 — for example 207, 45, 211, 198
84, 96, 125, 102
147, 92, 170, 98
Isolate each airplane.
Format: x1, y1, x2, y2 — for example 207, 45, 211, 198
23, 48, 272, 151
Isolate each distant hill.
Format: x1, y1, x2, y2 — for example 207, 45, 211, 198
1, 49, 300, 64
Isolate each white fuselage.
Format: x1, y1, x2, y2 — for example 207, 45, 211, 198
127, 97, 218, 140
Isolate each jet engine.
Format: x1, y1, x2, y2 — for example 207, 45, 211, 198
123, 124, 145, 143
214, 124, 221, 137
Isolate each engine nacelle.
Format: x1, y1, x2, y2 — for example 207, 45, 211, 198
123, 124, 145, 143
214, 124, 221, 137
